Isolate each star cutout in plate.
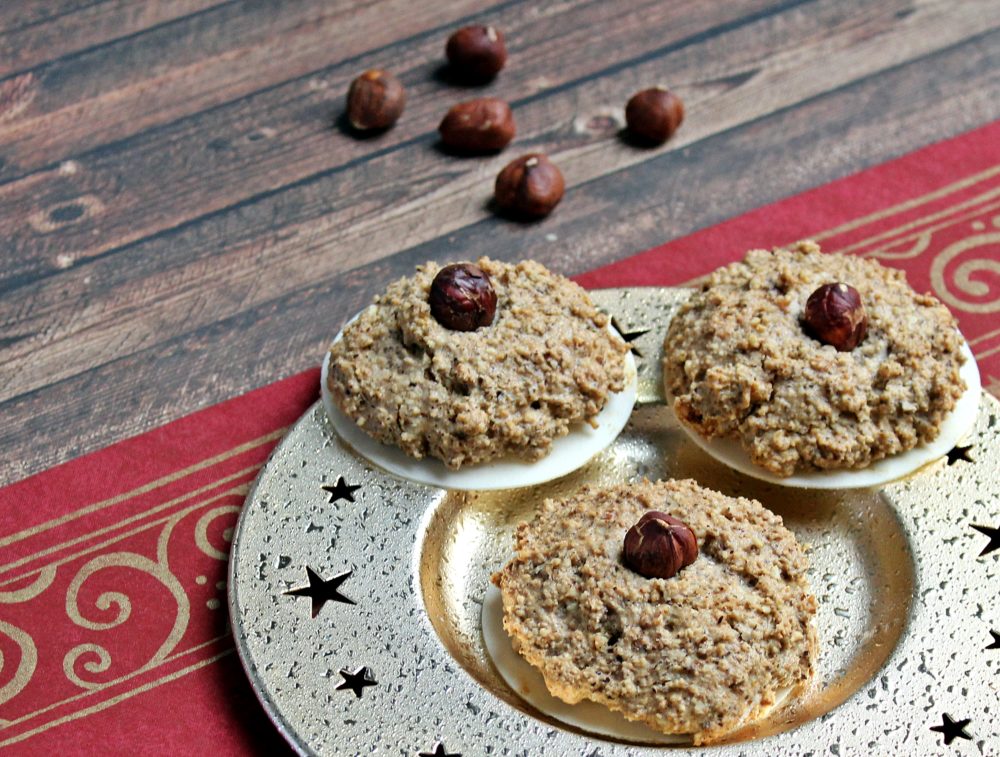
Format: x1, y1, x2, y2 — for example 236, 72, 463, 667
283, 566, 355, 617
335, 666, 377, 698
418, 742, 461, 757
322, 476, 362, 504
986, 630, 1000, 650
946, 444, 974, 465
930, 713, 972, 745
611, 317, 650, 357
972, 524, 1000, 557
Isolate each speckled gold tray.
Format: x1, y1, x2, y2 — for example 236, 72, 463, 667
228, 288, 1000, 755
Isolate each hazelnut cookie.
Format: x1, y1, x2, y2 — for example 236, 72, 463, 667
664, 241, 967, 476
327, 258, 629, 470
492, 479, 817, 745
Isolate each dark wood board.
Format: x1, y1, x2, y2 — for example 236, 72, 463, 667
1, 0, 999, 485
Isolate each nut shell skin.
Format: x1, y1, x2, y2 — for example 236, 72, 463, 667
439, 98, 515, 153
622, 511, 698, 579
446, 25, 507, 81
346, 69, 406, 130
625, 87, 684, 145
802, 282, 868, 351
428, 263, 498, 332
494, 154, 565, 219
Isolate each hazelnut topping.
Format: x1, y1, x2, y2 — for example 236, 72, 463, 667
346, 69, 406, 131
429, 263, 498, 332
623, 511, 698, 579
625, 87, 685, 145
802, 282, 868, 351
494, 154, 565, 219
446, 25, 507, 81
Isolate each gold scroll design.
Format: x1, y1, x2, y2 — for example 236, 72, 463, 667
59, 499, 240, 693
854, 205, 1000, 314
929, 223, 1000, 315
0, 568, 56, 718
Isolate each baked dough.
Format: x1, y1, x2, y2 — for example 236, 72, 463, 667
492, 479, 818, 745
664, 241, 966, 476
328, 258, 629, 470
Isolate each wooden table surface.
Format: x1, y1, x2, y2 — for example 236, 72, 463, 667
2, 0, 999, 487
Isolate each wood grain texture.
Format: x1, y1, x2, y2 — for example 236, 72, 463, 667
1, 0, 999, 485
0, 1, 225, 77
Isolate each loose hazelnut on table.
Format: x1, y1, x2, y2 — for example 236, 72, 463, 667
429, 263, 498, 332
494, 154, 565, 219
446, 25, 507, 82
802, 282, 868, 351
623, 511, 698, 580
438, 98, 515, 153
624, 87, 685, 145
346, 69, 406, 131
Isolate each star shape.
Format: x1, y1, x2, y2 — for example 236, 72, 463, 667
418, 742, 461, 757
322, 476, 361, 504
611, 317, 650, 357
930, 713, 972, 745
972, 524, 1000, 557
987, 630, 1000, 650
946, 444, 974, 465
335, 666, 377, 698
283, 566, 355, 617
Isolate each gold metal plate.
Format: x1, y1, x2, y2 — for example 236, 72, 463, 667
229, 287, 1000, 755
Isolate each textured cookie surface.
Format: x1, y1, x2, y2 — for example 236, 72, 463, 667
328, 258, 628, 469
664, 241, 966, 476
492, 479, 818, 745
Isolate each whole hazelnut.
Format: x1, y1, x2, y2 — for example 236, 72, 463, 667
494, 154, 565, 219
803, 282, 868, 351
346, 69, 406, 131
438, 98, 515, 153
429, 263, 497, 331
625, 87, 685, 145
446, 25, 507, 82
623, 511, 698, 580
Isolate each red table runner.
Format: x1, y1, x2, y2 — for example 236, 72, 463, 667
2, 121, 999, 754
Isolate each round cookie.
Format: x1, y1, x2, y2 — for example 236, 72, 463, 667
327, 258, 629, 470
664, 241, 967, 477
491, 479, 818, 745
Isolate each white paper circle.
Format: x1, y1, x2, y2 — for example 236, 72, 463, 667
677, 338, 981, 489
320, 315, 637, 491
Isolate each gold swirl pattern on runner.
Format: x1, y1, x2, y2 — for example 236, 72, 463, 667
62, 549, 190, 689
0, 621, 37, 709
62, 644, 111, 691
0, 567, 56, 604
0, 569, 54, 709
930, 231, 1000, 314
195, 506, 240, 561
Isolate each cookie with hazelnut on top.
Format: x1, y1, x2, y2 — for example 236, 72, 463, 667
326, 258, 631, 473
491, 478, 818, 745
663, 241, 974, 481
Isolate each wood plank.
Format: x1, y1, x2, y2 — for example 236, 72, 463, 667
0, 1, 224, 77
2, 0, 997, 404
1, 21, 998, 485
0, 0, 507, 179
0, 0, 779, 284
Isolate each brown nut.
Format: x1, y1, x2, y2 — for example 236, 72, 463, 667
446, 25, 507, 82
803, 282, 868, 351
429, 263, 497, 331
494, 154, 565, 219
623, 511, 698, 580
346, 69, 406, 131
625, 87, 685, 145
438, 98, 515, 153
